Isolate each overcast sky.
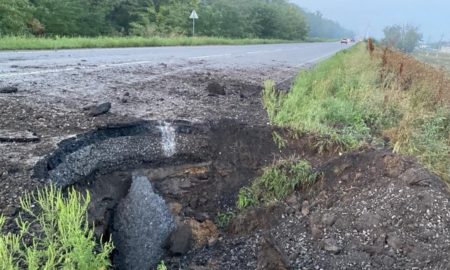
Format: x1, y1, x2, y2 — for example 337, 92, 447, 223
292, 0, 449, 42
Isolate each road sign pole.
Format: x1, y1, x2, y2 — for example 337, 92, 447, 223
189, 10, 198, 37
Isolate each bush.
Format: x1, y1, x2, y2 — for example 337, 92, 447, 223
0, 185, 113, 270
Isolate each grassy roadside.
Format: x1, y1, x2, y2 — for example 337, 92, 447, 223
0, 36, 293, 50
264, 43, 450, 181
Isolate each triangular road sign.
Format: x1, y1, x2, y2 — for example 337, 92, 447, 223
189, 10, 199, 19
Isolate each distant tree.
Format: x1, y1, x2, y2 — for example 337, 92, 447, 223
1, 0, 320, 40
382, 24, 422, 53
31, 0, 115, 36
0, 0, 32, 35
197, 0, 307, 40
303, 11, 353, 39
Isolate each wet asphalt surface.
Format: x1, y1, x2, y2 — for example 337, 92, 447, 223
0, 42, 345, 76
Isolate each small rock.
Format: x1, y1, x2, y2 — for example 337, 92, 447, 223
207, 237, 218, 247
322, 238, 342, 254
0, 86, 18, 93
302, 200, 310, 216
194, 212, 210, 222
206, 81, 226, 96
383, 155, 406, 178
257, 236, 290, 270
355, 212, 381, 230
386, 234, 402, 250
123, 91, 130, 97
121, 98, 128, 103
311, 223, 323, 240
186, 218, 219, 248
85, 102, 111, 117
286, 194, 299, 206
2, 205, 17, 217
169, 202, 183, 215
168, 224, 193, 255
400, 168, 434, 186
321, 213, 337, 227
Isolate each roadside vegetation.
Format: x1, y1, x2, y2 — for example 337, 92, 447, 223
237, 159, 318, 210
1, 0, 352, 50
0, 186, 113, 269
263, 43, 450, 181
0, 36, 287, 50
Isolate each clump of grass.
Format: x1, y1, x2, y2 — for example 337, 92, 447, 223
215, 211, 236, 229
0, 35, 289, 50
263, 42, 450, 181
272, 131, 287, 149
157, 260, 168, 270
0, 185, 113, 269
237, 159, 318, 210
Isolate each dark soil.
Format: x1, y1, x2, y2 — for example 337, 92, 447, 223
181, 150, 450, 270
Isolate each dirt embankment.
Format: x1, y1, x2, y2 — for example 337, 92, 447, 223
181, 149, 450, 270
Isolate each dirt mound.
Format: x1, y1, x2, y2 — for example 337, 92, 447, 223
182, 150, 450, 270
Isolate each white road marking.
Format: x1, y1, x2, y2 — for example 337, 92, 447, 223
188, 54, 232, 59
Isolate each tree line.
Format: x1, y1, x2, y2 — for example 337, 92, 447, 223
1, 0, 352, 40
304, 11, 353, 40
382, 24, 422, 53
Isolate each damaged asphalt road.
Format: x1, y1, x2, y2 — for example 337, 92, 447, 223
0, 41, 344, 241
3, 43, 450, 270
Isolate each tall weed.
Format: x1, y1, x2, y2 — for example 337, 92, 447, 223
0, 186, 113, 270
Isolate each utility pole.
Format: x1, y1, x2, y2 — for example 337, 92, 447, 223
364, 23, 371, 40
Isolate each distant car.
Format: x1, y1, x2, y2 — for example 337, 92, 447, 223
340, 38, 349, 44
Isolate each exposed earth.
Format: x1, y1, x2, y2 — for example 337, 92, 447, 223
1, 43, 450, 270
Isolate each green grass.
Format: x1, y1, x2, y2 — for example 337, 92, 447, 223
264, 43, 450, 181
237, 159, 318, 210
0, 186, 113, 269
272, 131, 287, 149
215, 211, 235, 229
305, 37, 339, 43
0, 35, 291, 50
263, 46, 378, 152
157, 260, 168, 270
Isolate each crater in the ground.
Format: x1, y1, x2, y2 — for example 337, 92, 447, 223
33, 119, 294, 269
